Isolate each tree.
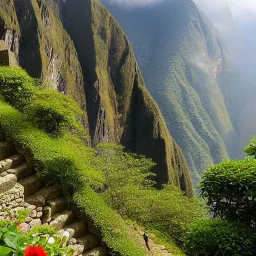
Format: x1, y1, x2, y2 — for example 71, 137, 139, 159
199, 159, 256, 226
184, 218, 256, 256
94, 143, 156, 213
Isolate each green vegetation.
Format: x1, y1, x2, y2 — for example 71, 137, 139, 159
184, 138, 256, 255
199, 159, 256, 225
95, 143, 207, 244
0, 66, 206, 254
184, 219, 256, 256
0, 66, 144, 255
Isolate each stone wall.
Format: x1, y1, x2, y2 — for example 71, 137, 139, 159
0, 49, 9, 66
0, 139, 108, 256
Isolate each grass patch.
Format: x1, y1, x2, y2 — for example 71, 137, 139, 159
0, 66, 146, 255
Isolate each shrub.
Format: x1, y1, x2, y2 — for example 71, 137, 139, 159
95, 143, 207, 244
0, 67, 36, 111
0, 67, 88, 139
184, 218, 256, 256
245, 138, 256, 158
30, 101, 68, 135
199, 159, 256, 226
38, 157, 82, 195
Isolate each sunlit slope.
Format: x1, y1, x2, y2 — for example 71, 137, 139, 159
101, 0, 241, 182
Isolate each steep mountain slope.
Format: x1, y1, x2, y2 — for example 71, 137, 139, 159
58, 0, 192, 193
100, 0, 250, 182
0, 0, 193, 195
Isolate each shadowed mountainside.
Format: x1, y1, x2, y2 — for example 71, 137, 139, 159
100, 0, 252, 183
0, 0, 193, 195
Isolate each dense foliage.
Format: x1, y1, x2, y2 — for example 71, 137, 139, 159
199, 159, 256, 226
95, 143, 207, 244
184, 219, 256, 256
0, 67, 144, 255
0, 67, 87, 137
245, 138, 256, 158
183, 138, 256, 255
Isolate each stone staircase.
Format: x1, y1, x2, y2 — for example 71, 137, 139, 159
0, 136, 108, 256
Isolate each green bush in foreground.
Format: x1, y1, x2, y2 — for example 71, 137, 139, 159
184, 218, 256, 256
199, 159, 256, 226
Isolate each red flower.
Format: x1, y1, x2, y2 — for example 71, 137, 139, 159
17, 223, 21, 229
24, 246, 48, 256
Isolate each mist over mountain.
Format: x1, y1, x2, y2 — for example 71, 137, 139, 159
194, 0, 256, 84
100, 0, 253, 183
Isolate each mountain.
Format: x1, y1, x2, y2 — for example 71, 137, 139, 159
100, 0, 252, 183
0, 0, 193, 195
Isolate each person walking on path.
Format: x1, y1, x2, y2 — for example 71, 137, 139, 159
143, 232, 151, 252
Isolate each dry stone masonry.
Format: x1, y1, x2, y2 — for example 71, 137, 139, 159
0, 40, 18, 66
0, 136, 108, 256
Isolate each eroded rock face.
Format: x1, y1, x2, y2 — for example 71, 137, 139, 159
0, 0, 193, 195
0, 0, 87, 113
59, 0, 193, 195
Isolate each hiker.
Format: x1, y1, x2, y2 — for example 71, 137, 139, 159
143, 232, 151, 251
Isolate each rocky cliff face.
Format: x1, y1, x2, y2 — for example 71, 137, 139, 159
100, 0, 251, 183
59, 0, 192, 194
0, 0, 87, 114
0, 0, 193, 195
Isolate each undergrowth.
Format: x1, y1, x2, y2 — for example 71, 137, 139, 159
0, 66, 145, 256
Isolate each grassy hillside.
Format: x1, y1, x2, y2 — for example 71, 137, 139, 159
0, 66, 205, 255
100, 0, 248, 183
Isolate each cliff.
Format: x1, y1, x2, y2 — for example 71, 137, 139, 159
100, 0, 251, 183
0, 0, 193, 195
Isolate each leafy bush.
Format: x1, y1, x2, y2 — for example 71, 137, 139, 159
95, 143, 207, 244
245, 138, 256, 158
199, 159, 256, 226
0, 67, 87, 138
30, 102, 67, 135
38, 158, 82, 195
184, 218, 256, 256
0, 67, 36, 111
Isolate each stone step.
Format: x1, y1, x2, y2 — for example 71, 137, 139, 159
7, 162, 34, 180
0, 141, 16, 161
47, 197, 68, 215
82, 246, 107, 256
0, 158, 13, 174
77, 234, 100, 252
65, 220, 87, 239
0, 174, 17, 194
25, 194, 46, 207
33, 186, 61, 201
19, 175, 43, 196
8, 154, 25, 168
68, 244, 84, 256
49, 210, 75, 230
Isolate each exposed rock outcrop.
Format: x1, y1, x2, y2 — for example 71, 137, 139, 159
59, 0, 193, 194
0, 0, 193, 195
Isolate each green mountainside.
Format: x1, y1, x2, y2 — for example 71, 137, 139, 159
0, 0, 193, 195
100, 0, 252, 183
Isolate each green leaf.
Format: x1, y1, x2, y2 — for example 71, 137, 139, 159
0, 245, 12, 256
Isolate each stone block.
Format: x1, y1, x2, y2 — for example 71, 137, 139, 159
0, 174, 17, 194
